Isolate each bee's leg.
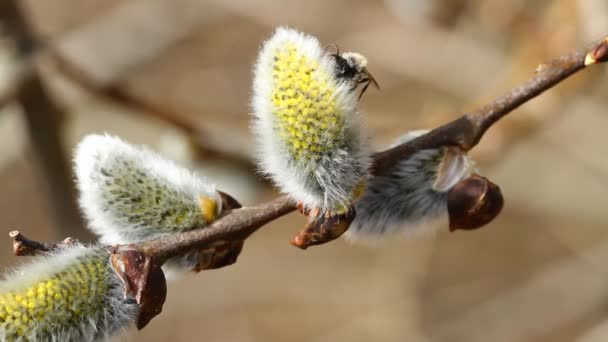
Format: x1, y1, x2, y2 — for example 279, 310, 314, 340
358, 79, 371, 101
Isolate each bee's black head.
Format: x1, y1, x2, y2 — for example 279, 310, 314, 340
333, 54, 359, 79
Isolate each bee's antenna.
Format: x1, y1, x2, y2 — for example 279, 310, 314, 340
358, 81, 370, 101
324, 43, 340, 56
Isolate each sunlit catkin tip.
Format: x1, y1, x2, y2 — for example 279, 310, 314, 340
198, 195, 218, 223
0, 245, 138, 341
74, 134, 221, 246
251, 26, 369, 214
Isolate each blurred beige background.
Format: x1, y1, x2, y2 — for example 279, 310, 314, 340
1, 0, 608, 341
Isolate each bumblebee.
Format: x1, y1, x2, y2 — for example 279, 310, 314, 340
331, 48, 380, 99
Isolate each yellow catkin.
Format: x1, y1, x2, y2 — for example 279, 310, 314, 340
0, 251, 110, 339
271, 44, 344, 161
198, 195, 218, 223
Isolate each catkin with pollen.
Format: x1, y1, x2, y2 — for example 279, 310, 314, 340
251, 26, 370, 215
0, 245, 138, 341
346, 130, 477, 241
74, 134, 222, 274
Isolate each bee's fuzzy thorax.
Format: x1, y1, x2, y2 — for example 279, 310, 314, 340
74, 134, 222, 274
341, 52, 368, 71
0, 245, 138, 341
251, 26, 370, 214
346, 130, 477, 242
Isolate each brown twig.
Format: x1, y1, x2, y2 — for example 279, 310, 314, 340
9, 230, 76, 256
139, 195, 297, 264
9, 35, 608, 262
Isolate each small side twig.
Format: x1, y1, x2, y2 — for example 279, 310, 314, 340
9, 230, 76, 256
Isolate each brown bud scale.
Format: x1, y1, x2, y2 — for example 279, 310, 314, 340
447, 174, 504, 231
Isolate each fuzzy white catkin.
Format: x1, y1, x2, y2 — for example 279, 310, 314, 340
74, 134, 222, 274
0, 245, 138, 341
346, 130, 477, 242
251, 26, 370, 215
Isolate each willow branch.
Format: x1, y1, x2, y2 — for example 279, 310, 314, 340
8, 35, 608, 265
48, 50, 201, 136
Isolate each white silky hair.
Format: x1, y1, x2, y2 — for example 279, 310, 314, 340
346, 130, 476, 242
74, 134, 221, 274
0, 245, 138, 342
250, 26, 370, 214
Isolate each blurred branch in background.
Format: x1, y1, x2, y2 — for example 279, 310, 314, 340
47, 0, 252, 161
0, 0, 86, 239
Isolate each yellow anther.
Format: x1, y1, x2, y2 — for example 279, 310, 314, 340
198, 196, 217, 223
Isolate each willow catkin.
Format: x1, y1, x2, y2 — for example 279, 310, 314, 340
251, 27, 370, 216
346, 130, 477, 241
74, 134, 223, 274
0, 245, 137, 341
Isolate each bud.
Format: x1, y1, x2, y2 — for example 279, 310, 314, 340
74, 134, 240, 275
346, 130, 503, 241
0, 245, 138, 341
446, 173, 503, 231
584, 37, 608, 66
251, 27, 370, 217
